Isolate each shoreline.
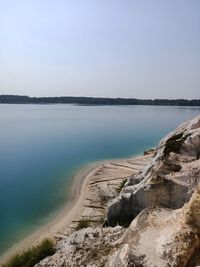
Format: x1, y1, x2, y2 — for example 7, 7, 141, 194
0, 160, 106, 264
0, 153, 152, 264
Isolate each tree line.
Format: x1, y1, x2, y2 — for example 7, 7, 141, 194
0, 95, 200, 106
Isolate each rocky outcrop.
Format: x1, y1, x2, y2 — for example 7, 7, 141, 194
106, 206, 200, 267
106, 115, 200, 227
36, 115, 200, 267
35, 226, 125, 267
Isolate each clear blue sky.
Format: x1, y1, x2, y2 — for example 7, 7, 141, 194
0, 0, 199, 98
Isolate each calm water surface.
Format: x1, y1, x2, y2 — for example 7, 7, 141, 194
0, 104, 200, 256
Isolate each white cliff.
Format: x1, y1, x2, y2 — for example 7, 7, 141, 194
36, 115, 200, 267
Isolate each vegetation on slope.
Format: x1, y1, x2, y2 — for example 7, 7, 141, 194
2, 239, 55, 267
75, 219, 91, 230
116, 179, 127, 194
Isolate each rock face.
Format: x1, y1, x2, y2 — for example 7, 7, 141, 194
36, 115, 200, 267
106, 115, 200, 227
36, 226, 125, 267
106, 207, 200, 267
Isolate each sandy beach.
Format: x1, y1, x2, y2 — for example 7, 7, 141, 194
0, 161, 101, 263
0, 154, 153, 264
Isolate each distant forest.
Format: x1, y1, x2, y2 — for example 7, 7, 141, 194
0, 95, 200, 106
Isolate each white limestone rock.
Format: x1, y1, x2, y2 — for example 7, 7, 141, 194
105, 116, 200, 227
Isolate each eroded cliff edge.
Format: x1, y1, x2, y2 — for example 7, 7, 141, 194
36, 115, 200, 267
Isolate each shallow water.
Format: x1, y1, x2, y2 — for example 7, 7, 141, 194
0, 104, 200, 255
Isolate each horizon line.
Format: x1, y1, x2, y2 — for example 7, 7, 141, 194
1, 94, 200, 101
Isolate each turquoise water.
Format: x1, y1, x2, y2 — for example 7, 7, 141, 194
0, 104, 200, 256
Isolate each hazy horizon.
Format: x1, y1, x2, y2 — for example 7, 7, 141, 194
1, 1, 200, 99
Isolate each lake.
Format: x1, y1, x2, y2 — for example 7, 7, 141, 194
0, 104, 200, 256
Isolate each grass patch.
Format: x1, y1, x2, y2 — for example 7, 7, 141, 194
116, 179, 127, 194
75, 219, 91, 230
2, 238, 55, 267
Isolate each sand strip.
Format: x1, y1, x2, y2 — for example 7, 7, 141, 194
0, 161, 105, 264
0, 154, 152, 264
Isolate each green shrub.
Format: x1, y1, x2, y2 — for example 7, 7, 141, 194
3, 238, 55, 267
116, 179, 127, 194
75, 219, 91, 230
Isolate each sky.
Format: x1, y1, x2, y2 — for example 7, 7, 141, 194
0, 0, 200, 99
